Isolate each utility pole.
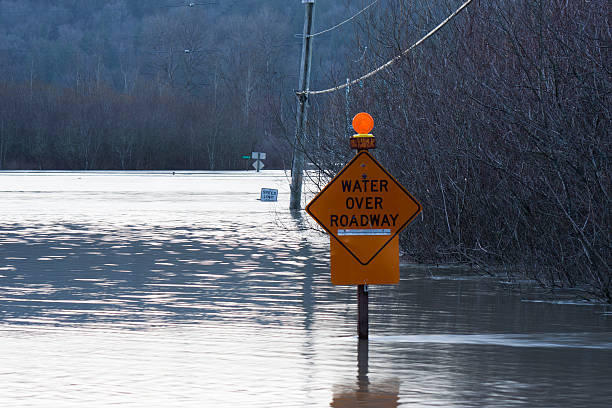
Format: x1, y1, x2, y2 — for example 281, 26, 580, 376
345, 78, 351, 138
290, 0, 315, 210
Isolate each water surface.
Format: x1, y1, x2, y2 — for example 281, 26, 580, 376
1, 171, 611, 407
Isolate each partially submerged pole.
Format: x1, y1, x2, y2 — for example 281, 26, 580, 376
290, 0, 315, 210
358, 284, 369, 339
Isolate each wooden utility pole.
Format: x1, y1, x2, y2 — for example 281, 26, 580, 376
290, 0, 315, 210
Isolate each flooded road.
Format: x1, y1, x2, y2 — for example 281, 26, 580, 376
1, 171, 611, 407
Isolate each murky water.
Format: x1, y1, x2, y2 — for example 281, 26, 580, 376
1, 171, 611, 407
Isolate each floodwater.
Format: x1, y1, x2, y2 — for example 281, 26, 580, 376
1, 171, 611, 407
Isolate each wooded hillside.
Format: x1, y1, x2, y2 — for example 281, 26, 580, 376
0, 0, 353, 169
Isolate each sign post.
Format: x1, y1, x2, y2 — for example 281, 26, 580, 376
252, 152, 266, 172
305, 113, 422, 339
242, 155, 251, 170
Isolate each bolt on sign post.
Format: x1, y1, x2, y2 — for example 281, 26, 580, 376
305, 113, 422, 339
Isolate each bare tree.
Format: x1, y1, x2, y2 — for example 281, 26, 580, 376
306, 0, 611, 301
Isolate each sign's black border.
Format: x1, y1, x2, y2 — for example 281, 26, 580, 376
305, 151, 422, 265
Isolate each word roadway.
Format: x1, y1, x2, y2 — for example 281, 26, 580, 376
330, 212, 399, 228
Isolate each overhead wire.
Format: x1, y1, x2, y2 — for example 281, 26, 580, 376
296, 0, 383, 39
298, 0, 474, 96
161, 2, 217, 8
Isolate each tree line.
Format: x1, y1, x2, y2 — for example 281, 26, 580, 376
0, 80, 289, 170
0, 0, 354, 170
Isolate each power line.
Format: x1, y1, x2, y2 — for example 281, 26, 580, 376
295, 0, 382, 39
161, 2, 217, 8
299, 0, 474, 96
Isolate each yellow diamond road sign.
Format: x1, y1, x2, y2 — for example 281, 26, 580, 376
306, 151, 421, 265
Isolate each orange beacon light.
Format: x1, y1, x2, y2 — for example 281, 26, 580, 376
352, 112, 374, 136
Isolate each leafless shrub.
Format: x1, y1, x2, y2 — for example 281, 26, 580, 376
306, 0, 611, 301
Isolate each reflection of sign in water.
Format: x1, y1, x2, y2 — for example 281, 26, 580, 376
260, 188, 278, 202
330, 382, 400, 407
331, 330, 400, 407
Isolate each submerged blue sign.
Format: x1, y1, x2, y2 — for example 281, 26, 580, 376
260, 188, 278, 202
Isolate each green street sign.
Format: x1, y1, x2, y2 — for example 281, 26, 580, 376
242, 155, 251, 159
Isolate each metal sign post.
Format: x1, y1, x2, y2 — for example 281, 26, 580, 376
242, 155, 251, 170
305, 113, 422, 339
252, 152, 266, 172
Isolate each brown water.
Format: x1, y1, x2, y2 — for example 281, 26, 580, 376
1, 171, 611, 407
